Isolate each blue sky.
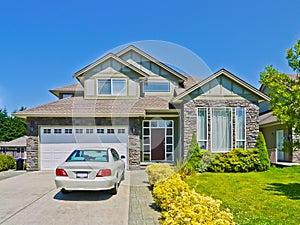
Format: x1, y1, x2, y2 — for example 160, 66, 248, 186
0, 0, 299, 114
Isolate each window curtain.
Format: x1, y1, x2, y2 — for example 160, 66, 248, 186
212, 108, 231, 152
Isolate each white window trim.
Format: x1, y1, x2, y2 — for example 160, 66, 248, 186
235, 107, 247, 149
210, 107, 233, 153
143, 81, 171, 93
197, 107, 208, 149
97, 78, 127, 96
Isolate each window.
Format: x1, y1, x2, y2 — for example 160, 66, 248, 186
86, 129, 93, 134
75, 129, 83, 134
111, 148, 120, 161
211, 108, 232, 152
97, 129, 104, 134
107, 129, 115, 134
43, 129, 51, 134
54, 129, 62, 134
62, 94, 73, 99
98, 79, 126, 96
197, 108, 208, 149
118, 129, 126, 134
235, 108, 246, 149
66, 150, 108, 162
143, 81, 170, 92
65, 129, 72, 134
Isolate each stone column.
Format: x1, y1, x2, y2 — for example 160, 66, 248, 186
26, 136, 39, 171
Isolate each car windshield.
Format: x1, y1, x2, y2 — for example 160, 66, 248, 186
66, 150, 108, 162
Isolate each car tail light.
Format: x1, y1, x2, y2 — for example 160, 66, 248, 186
56, 168, 68, 176
96, 169, 111, 177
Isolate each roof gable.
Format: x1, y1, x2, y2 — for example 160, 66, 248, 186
172, 69, 270, 103
72, 53, 149, 83
116, 45, 188, 82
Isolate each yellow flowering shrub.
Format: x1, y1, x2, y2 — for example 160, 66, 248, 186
152, 174, 189, 210
145, 163, 175, 187
153, 174, 235, 225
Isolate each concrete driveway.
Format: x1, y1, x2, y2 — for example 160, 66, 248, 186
0, 171, 130, 225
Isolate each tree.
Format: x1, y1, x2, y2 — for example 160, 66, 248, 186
260, 39, 300, 133
0, 107, 26, 141
254, 132, 270, 171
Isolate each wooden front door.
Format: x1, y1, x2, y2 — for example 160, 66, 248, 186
151, 128, 165, 160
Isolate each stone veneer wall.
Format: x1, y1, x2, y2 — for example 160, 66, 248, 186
292, 132, 300, 163
26, 136, 39, 171
128, 118, 141, 170
183, 99, 259, 157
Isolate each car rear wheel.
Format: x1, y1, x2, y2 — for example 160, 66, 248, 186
110, 182, 119, 195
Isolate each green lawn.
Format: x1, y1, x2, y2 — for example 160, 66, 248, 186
184, 166, 300, 225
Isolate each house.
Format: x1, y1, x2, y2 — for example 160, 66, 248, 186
14, 45, 270, 171
0, 136, 28, 159
259, 78, 300, 163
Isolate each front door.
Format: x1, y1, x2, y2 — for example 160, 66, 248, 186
276, 130, 284, 161
142, 120, 174, 162
151, 128, 165, 160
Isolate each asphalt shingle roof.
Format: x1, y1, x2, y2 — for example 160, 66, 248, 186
15, 96, 171, 117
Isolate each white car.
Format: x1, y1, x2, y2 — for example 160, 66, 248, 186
55, 148, 125, 195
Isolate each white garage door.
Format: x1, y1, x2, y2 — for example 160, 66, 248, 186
40, 126, 128, 170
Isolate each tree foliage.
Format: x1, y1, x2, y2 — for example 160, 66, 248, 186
260, 39, 300, 133
0, 108, 26, 141
254, 132, 270, 171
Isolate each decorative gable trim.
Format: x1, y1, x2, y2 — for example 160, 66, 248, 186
72, 53, 149, 80
116, 45, 188, 82
172, 69, 271, 103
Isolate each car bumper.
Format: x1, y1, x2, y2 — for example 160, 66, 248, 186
55, 176, 116, 191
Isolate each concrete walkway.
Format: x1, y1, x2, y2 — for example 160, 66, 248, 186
128, 170, 160, 225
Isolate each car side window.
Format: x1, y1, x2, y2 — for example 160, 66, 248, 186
111, 149, 120, 161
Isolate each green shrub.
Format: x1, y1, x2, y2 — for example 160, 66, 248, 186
0, 154, 16, 171
145, 163, 175, 187
209, 148, 262, 173
178, 133, 203, 176
254, 132, 270, 171
6, 155, 16, 170
153, 174, 234, 224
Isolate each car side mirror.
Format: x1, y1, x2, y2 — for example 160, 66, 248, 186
121, 155, 126, 159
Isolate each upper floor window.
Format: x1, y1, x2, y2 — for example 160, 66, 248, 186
98, 79, 126, 96
143, 81, 170, 93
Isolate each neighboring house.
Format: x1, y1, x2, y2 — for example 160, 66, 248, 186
0, 136, 28, 159
14, 45, 270, 171
259, 78, 300, 163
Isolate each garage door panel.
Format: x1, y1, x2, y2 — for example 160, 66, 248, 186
40, 127, 129, 170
